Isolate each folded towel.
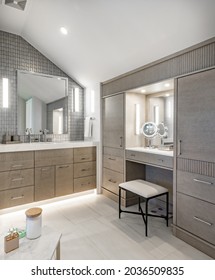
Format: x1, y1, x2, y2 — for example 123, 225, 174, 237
84, 117, 92, 138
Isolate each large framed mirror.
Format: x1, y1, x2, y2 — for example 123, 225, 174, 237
17, 70, 68, 135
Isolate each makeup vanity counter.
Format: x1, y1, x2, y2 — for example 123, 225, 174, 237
0, 141, 98, 210
126, 147, 173, 170
125, 147, 174, 206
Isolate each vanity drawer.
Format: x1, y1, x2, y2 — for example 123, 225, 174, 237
0, 152, 34, 172
74, 147, 96, 163
0, 186, 34, 209
126, 150, 173, 169
35, 148, 73, 167
177, 170, 215, 204
74, 161, 96, 178
74, 175, 96, 193
102, 168, 134, 199
177, 193, 215, 245
103, 154, 124, 173
0, 168, 34, 191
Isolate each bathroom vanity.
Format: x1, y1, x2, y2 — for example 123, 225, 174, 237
0, 142, 97, 210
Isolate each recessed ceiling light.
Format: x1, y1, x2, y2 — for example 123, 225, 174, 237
60, 27, 68, 35
165, 93, 170, 97
164, 83, 170, 87
141, 89, 146, 93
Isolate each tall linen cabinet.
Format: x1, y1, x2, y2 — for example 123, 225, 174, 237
174, 68, 215, 258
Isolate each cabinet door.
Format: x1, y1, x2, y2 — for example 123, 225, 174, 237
55, 164, 74, 196
103, 93, 124, 149
35, 166, 55, 201
176, 68, 215, 162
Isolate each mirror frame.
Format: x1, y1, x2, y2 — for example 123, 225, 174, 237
142, 122, 158, 138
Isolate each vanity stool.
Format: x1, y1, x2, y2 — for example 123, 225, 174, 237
119, 179, 169, 236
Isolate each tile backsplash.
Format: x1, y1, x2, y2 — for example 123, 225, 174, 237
0, 30, 84, 143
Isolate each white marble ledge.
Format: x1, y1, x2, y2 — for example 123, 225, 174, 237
0, 141, 99, 153
126, 147, 173, 157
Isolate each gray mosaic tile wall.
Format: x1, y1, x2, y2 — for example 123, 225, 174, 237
0, 30, 84, 143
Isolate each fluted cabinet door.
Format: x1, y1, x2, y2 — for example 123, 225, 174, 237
103, 93, 124, 149
176, 68, 215, 163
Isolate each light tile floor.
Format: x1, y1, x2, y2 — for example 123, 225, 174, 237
0, 192, 212, 260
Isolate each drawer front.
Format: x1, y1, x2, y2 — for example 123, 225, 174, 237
177, 170, 215, 204
0, 169, 34, 191
74, 161, 96, 178
74, 147, 96, 163
35, 148, 73, 167
177, 192, 215, 245
103, 154, 124, 173
0, 186, 34, 209
74, 176, 96, 193
126, 150, 173, 169
103, 146, 124, 158
103, 168, 127, 197
55, 164, 74, 196
0, 152, 34, 171
35, 166, 55, 201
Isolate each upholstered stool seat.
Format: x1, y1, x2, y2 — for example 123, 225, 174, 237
119, 179, 169, 236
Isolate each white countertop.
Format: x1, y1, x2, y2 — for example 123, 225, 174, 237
126, 147, 173, 157
0, 141, 98, 153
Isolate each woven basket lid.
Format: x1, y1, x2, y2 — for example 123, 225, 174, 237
25, 207, 42, 218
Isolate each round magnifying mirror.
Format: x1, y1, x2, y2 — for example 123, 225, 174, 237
142, 122, 158, 138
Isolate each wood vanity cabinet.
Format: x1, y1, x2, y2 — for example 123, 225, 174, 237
174, 68, 215, 258
35, 148, 74, 200
0, 152, 34, 209
73, 147, 96, 193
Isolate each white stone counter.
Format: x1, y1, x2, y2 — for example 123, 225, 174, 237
126, 147, 173, 157
0, 141, 98, 153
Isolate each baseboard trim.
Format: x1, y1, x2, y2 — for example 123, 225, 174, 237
172, 224, 215, 259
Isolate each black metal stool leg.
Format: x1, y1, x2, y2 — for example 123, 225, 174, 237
166, 192, 169, 227
119, 187, 122, 219
145, 198, 148, 236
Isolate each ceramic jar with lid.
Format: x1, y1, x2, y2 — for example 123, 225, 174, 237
25, 207, 42, 239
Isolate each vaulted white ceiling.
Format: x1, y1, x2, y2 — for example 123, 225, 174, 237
0, 0, 215, 89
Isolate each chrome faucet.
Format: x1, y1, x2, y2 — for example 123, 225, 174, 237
40, 129, 49, 142
25, 128, 32, 143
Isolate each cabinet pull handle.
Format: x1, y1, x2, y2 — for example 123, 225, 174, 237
11, 195, 24, 200
108, 179, 116, 184
81, 157, 90, 160
108, 157, 116, 161
41, 168, 50, 171
58, 165, 69, 169
81, 168, 90, 171
193, 178, 213, 185
11, 164, 23, 168
11, 177, 23, 182
193, 216, 213, 226
177, 140, 182, 156
120, 136, 123, 148
130, 154, 136, 157
158, 158, 164, 162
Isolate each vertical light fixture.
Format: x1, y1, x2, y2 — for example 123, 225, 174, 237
135, 104, 140, 135
3, 78, 9, 108
74, 87, 80, 112
90, 90, 95, 113
153, 105, 159, 124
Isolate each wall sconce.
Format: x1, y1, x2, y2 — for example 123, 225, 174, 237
135, 103, 140, 135
153, 105, 159, 124
74, 87, 80, 112
3, 78, 9, 108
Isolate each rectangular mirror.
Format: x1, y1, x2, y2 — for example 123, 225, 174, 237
17, 70, 68, 135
